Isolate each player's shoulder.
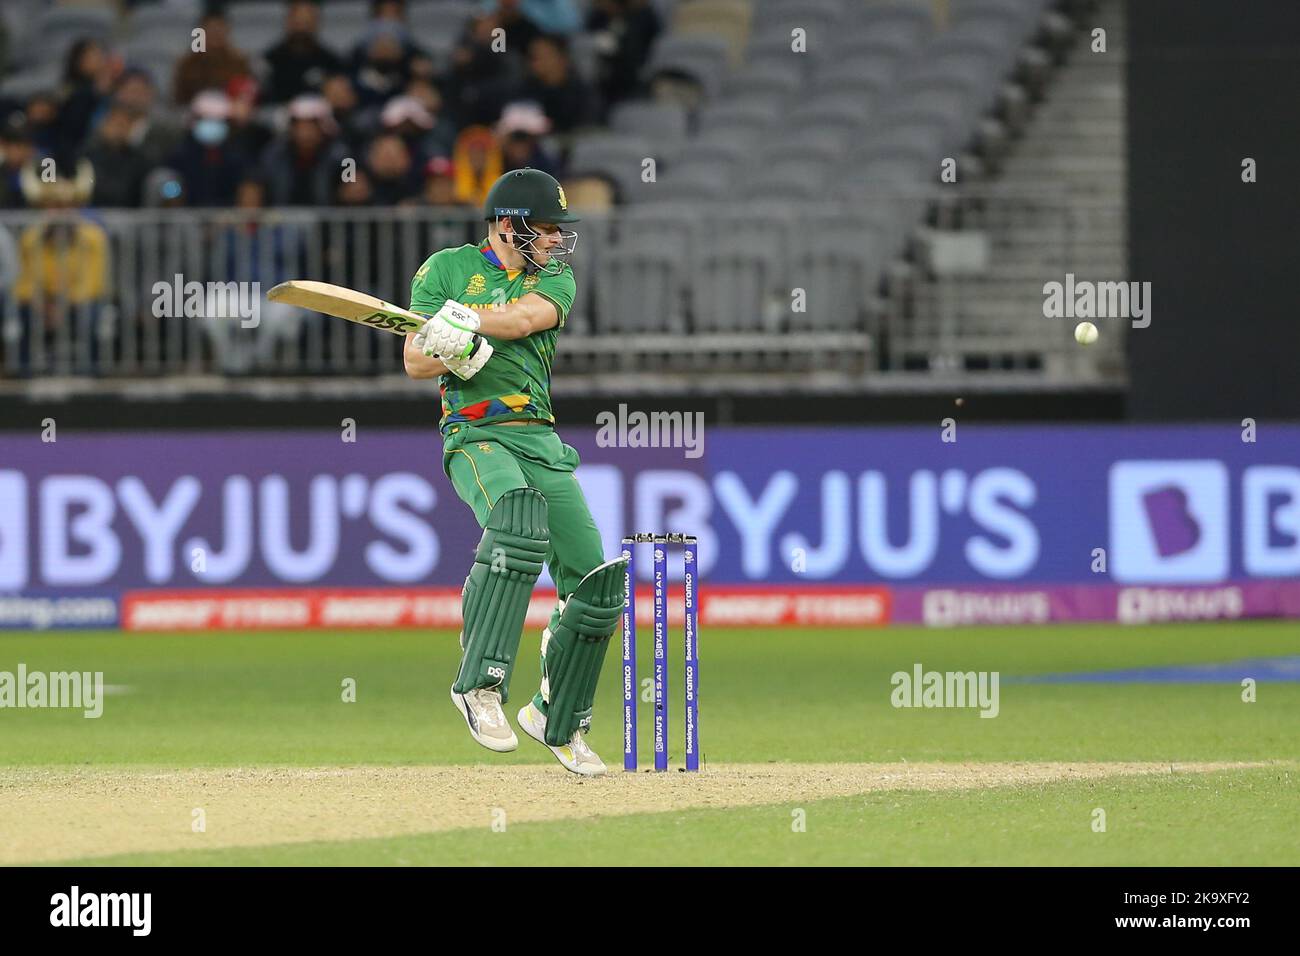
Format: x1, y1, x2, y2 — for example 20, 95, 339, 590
539, 261, 576, 286
414, 243, 480, 281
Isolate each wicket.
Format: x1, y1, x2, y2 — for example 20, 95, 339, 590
621, 533, 700, 772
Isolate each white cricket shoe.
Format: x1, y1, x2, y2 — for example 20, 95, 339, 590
450, 686, 518, 753
517, 701, 607, 777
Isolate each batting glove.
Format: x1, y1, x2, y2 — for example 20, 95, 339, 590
415, 299, 481, 361
444, 336, 494, 380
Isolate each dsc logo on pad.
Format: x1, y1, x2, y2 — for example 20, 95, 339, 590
1108, 461, 1229, 583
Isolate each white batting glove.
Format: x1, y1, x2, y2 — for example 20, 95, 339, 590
415, 299, 481, 361
443, 336, 494, 380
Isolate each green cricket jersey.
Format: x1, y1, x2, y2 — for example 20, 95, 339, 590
409, 239, 576, 431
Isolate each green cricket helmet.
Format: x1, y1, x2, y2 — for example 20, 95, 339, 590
482, 167, 578, 275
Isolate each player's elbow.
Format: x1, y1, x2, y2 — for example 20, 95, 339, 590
495, 316, 534, 340
403, 350, 442, 379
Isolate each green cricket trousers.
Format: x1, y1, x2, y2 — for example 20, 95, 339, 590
442, 420, 608, 713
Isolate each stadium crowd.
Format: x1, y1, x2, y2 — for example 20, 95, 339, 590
0, 0, 663, 211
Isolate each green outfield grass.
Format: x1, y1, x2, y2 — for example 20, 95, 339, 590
1, 622, 1297, 766
2, 621, 1298, 865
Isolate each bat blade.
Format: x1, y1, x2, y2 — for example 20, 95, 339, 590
267, 280, 426, 335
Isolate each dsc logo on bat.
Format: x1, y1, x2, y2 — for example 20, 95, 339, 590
361, 311, 420, 333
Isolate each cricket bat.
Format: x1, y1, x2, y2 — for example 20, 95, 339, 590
266, 280, 429, 335
266, 280, 494, 375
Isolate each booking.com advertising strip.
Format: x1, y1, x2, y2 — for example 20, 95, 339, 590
1, 425, 1297, 631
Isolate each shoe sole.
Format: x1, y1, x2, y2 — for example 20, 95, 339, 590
450, 687, 518, 753
517, 705, 606, 777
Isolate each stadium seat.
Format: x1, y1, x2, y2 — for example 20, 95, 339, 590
737, 154, 831, 189
0, 65, 62, 101
759, 127, 849, 169
786, 97, 873, 136
689, 218, 784, 332
827, 32, 920, 63
748, 7, 843, 55
407, 1, 478, 40
645, 34, 732, 99
875, 89, 975, 153
785, 229, 882, 331
721, 61, 802, 100
671, 139, 749, 176
649, 162, 731, 203
25, 6, 115, 66
750, 0, 846, 26
832, 2, 933, 51
125, 2, 202, 36
672, 0, 753, 68
953, 0, 1049, 41
569, 133, 659, 202
561, 175, 616, 213
566, 32, 601, 85
228, 3, 287, 56
560, 208, 608, 334
595, 230, 691, 333
740, 34, 813, 76
810, 57, 900, 98
695, 95, 786, 136
609, 101, 690, 147
859, 125, 947, 171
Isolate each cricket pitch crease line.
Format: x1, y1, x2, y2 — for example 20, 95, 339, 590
0, 761, 1281, 865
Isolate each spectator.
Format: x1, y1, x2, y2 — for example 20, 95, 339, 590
520, 0, 584, 36
370, 0, 409, 25
207, 176, 307, 375
442, 13, 524, 127
484, 0, 541, 53
13, 160, 109, 375
235, 177, 267, 210
82, 105, 150, 207
404, 78, 458, 158
366, 132, 419, 205
450, 124, 502, 208
0, 217, 19, 370
515, 35, 595, 133
60, 39, 121, 163
226, 76, 273, 163
379, 94, 445, 171
351, 21, 417, 107
263, 0, 344, 104
321, 73, 369, 147
25, 94, 63, 161
586, 0, 661, 113
142, 167, 187, 208
172, 11, 254, 107
112, 69, 183, 168
336, 166, 373, 206
260, 94, 350, 206
0, 113, 34, 209
167, 90, 249, 207
421, 156, 467, 207
495, 101, 560, 177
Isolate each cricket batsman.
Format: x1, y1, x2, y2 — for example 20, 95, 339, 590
403, 167, 625, 776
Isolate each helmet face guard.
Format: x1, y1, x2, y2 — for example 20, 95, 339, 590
502, 214, 577, 276
484, 170, 580, 275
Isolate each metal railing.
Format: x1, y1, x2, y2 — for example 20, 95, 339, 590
0, 194, 1126, 393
